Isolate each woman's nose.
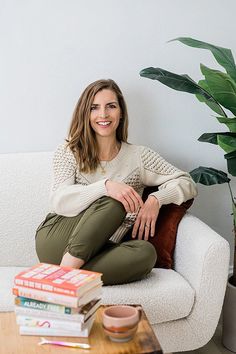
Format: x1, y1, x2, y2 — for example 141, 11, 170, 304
99, 107, 108, 118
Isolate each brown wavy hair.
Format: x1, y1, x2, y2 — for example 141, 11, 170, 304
66, 79, 129, 173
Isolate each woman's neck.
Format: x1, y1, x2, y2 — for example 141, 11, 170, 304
97, 138, 121, 161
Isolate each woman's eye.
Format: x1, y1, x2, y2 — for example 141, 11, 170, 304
91, 106, 97, 111
108, 104, 116, 109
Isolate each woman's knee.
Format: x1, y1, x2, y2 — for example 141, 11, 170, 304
99, 196, 126, 219
144, 241, 157, 269
131, 240, 157, 270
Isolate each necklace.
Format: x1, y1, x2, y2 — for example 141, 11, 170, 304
98, 143, 120, 175
99, 161, 108, 175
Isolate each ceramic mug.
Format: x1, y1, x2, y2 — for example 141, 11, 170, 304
102, 305, 142, 342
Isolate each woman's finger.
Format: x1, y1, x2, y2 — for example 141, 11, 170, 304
144, 222, 151, 240
138, 221, 146, 240
122, 193, 136, 213
120, 197, 130, 213
128, 192, 139, 213
150, 219, 156, 237
132, 217, 140, 238
131, 190, 143, 209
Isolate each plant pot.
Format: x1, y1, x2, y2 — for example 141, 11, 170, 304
222, 278, 236, 352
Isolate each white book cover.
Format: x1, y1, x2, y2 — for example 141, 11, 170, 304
19, 314, 95, 337
16, 313, 95, 331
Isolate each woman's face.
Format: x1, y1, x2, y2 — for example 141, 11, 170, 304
89, 89, 121, 140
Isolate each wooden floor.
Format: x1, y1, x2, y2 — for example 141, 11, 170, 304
175, 319, 233, 354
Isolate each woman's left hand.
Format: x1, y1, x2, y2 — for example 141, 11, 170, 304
132, 196, 160, 240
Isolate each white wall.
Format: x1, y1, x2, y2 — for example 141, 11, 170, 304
1, 0, 236, 263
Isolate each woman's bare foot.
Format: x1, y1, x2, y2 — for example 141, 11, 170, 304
60, 252, 85, 268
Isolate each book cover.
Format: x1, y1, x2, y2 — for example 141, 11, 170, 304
19, 314, 95, 337
14, 298, 102, 322
16, 312, 95, 331
14, 263, 102, 297
13, 284, 102, 308
15, 296, 101, 315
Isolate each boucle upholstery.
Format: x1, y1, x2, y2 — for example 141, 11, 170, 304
0, 152, 51, 266
0, 151, 230, 353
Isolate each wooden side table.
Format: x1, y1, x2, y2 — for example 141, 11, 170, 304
0, 305, 163, 354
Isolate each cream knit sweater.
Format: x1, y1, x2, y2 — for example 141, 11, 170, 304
50, 142, 197, 242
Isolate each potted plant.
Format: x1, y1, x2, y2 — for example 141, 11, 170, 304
140, 37, 236, 352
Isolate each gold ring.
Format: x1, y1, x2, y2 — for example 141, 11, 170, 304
145, 224, 150, 228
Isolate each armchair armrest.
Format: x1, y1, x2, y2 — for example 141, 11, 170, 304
173, 213, 230, 343
174, 213, 230, 290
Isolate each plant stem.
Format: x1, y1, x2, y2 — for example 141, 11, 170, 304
228, 182, 236, 286
228, 182, 234, 205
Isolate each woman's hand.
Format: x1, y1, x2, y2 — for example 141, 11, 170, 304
132, 195, 160, 240
105, 180, 143, 213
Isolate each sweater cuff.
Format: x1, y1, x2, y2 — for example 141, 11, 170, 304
150, 188, 183, 207
97, 179, 108, 196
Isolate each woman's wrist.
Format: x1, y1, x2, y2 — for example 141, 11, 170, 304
105, 179, 110, 188
148, 195, 160, 208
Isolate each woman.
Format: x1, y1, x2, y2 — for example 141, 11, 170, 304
35, 79, 197, 285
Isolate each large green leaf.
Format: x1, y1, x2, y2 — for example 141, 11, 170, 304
225, 150, 236, 176
190, 166, 230, 185
216, 117, 236, 132
196, 80, 227, 116
140, 67, 219, 103
217, 135, 236, 153
198, 132, 236, 145
171, 37, 236, 82
201, 64, 236, 115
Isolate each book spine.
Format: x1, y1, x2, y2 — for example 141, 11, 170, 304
16, 314, 90, 331
19, 325, 91, 337
14, 272, 101, 297
13, 287, 79, 307
15, 298, 102, 322
14, 296, 74, 314
14, 278, 78, 297
14, 306, 85, 322
13, 286, 102, 308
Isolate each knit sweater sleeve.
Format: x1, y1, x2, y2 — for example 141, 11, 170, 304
140, 146, 197, 207
49, 144, 107, 217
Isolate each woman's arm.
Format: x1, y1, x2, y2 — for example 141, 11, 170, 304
131, 146, 197, 240
49, 144, 107, 217
140, 146, 197, 206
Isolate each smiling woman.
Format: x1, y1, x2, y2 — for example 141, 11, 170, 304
35, 78, 197, 285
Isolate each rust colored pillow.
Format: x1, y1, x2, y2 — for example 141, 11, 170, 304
144, 186, 193, 269
124, 186, 193, 269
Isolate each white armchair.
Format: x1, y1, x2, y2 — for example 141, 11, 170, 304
0, 151, 230, 353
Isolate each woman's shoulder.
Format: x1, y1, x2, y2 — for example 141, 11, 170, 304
123, 142, 158, 156
53, 142, 76, 164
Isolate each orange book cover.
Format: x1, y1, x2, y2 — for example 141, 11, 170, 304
14, 263, 102, 297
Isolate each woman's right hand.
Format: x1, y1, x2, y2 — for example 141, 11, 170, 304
105, 180, 143, 213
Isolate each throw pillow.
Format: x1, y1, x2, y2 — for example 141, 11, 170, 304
124, 186, 193, 269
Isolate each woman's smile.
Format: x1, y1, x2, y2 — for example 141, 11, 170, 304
96, 120, 112, 127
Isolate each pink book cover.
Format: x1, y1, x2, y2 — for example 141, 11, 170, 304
14, 263, 102, 297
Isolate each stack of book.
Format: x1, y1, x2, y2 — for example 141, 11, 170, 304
12, 263, 103, 337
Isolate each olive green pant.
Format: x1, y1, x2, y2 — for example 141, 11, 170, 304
35, 196, 157, 285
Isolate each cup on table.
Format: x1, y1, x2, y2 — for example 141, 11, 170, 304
102, 305, 142, 342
